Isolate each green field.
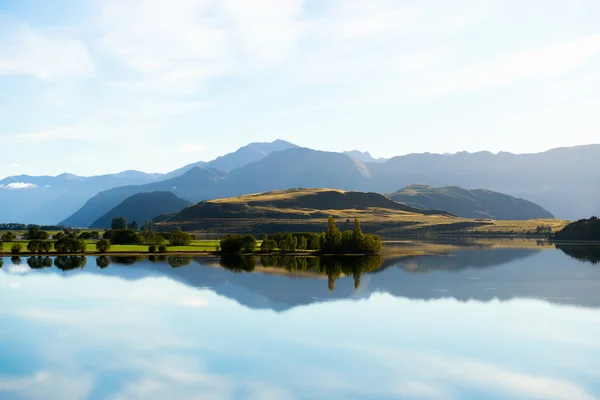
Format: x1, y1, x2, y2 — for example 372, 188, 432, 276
0, 240, 223, 255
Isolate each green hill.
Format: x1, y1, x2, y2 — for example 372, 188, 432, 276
90, 191, 192, 228
387, 185, 554, 220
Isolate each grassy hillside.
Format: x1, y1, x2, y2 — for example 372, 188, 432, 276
90, 191, 191, 228
387, 184, 554, 220
170, 188, 449, 221
159, 188, 567, 235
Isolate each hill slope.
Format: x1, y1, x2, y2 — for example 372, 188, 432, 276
61, 167, 226, 227
171, 188, 447, 221
387, 184, 554, 220
553, 217, 600, 241
89, 192, 192, 229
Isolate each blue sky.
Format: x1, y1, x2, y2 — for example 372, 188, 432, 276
1, 0, 599, 177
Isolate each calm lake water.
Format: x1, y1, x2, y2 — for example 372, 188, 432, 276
1, 242, 599, 400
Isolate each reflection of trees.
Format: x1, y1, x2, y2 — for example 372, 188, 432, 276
11, 256, 22, 265
555, 244, 600, 264
149, 255, 167, 263
109, 256, 144, 265
259, 255, 383, 291
27, 256, 53, 269
96, 256, 111, 269
0, 258, 3, 268
220, 255, 256, 272
54, 256, 87, 271
168, 256, 193, 268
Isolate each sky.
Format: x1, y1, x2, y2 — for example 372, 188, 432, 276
1, 0, 599, 178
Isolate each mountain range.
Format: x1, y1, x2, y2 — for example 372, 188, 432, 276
387, 184, 554, 220
1, 140, 598, 226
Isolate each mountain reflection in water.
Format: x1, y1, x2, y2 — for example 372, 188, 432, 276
4, 241, 600, 311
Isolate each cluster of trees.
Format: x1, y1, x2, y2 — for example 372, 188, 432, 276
103, 228, 192, 247
535, 225, 553, 235
1, 232, 16, 242
219, 217, 382, 255
111, 217, 154, 232
23, 226, 49, 240
27, 240, 53, 253
321, 217, 382, 254
54, 237, 87, 253
219, 235, 257, 254
261, 232, 321, 252
553, 217, 600, 241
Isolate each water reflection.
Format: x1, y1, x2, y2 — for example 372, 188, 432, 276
555, 243, 600, 264
27, 256, 53, 269
3, 244, 600, 311
1, 243, 600, 399
54, 256, 87, 271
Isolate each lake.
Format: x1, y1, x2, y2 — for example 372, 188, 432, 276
1, 241, 599, 399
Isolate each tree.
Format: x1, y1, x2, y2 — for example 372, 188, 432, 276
220, 235, 246, 253
352, 218, 364, 246
96, 239, 111, 253
2, 232, 16, 242
169, 230, 192, 246
107, 230, 142, 245
242, 235, 257, 253
142, 231, 165, 245
11, 244, 22, 254
158, 244, 167, 253
27, 240, 52, 254
111, 217, 127, 230
280, 233, 297, 252
53, 232, 64, 240
143, 220, 154, 232
24, 226, 49, 240
96, 256, 111, 269
260, 239, 276, 252
148, 244, 157, 253
55, 238, 87, 253
324, 216, 342, 252
128, 221, 140, 231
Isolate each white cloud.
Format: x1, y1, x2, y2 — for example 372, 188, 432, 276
0, 182, 38, 189
8, 163, 20, 168
437, 34, 600, 93
0, 25, 94, 80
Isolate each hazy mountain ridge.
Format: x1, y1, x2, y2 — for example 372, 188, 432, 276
387, 184, 554, 220
3, 142, 600, 226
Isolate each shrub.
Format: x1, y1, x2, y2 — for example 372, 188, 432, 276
148, 244, 157, 253
158, 244, 167, 253
96, 239, 111, 253
11, 244, 22, 254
